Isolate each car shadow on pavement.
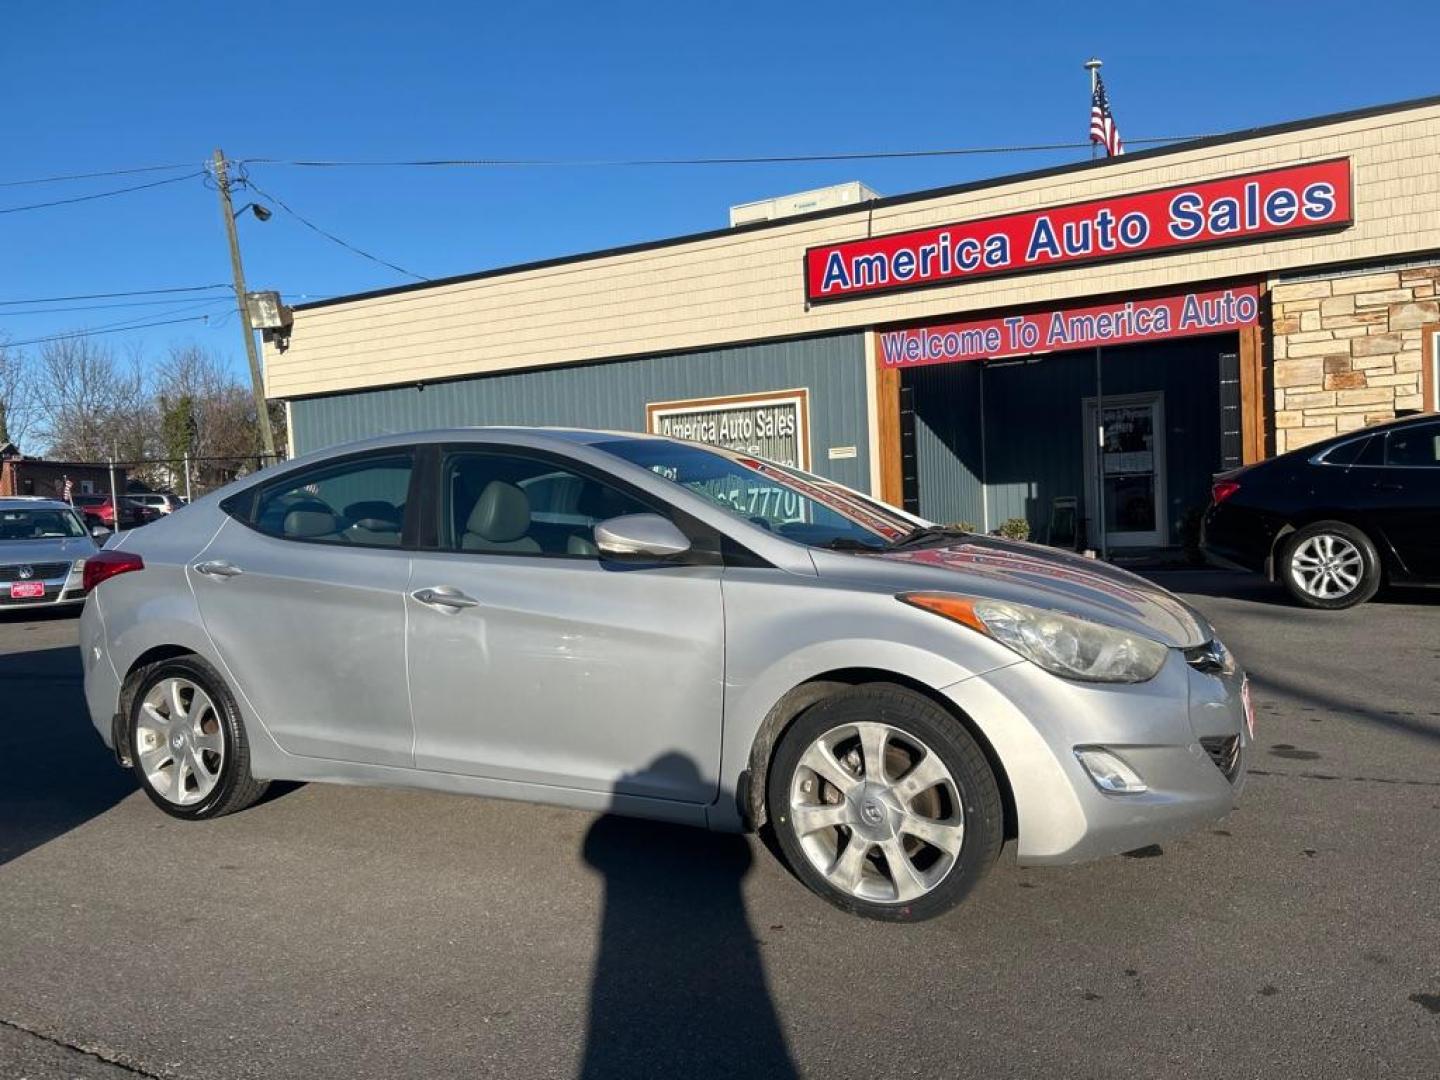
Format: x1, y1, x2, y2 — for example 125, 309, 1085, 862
0, 643, 137, 867
579, 756, 797, 1080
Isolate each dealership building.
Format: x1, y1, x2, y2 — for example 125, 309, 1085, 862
264, 95, 1440, 553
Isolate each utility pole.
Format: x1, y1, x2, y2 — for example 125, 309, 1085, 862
211, 148, 277, 460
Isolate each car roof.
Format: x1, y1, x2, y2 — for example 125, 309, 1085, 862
1281, 411, 1438, 461
0, 497, 74, 511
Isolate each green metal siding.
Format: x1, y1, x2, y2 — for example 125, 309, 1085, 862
912, 335, 1227, 545
908, 363, 985, 528
288, 335, 871, 490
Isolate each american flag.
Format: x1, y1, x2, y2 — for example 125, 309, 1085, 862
62, 476, 73, 502
1089, 73, 1124, 157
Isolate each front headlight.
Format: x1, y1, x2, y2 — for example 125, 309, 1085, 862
899, 592, 1169, 684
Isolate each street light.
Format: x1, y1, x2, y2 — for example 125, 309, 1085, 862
234, 202, 273, 222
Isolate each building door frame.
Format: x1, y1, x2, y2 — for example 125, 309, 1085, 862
1082, 390, 1168, 548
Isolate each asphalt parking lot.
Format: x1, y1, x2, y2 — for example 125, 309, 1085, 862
1, 571, 1437, 1080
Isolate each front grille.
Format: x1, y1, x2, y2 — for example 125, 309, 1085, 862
0, 562, 71, 582
1200, 735, 1242, 782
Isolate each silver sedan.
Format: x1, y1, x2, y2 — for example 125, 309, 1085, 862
0, 497, 103, 610
80, 429, 1249, 921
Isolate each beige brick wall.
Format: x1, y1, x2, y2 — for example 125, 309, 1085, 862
1270, 266, 1435, 451
267, 100, 1440, 400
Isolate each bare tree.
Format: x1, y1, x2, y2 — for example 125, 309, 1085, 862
153, 344, 280, 490
0, 340, 38, 451
32, 336, 154, 463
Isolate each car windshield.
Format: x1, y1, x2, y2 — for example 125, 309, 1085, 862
595, 438, 918, 549
0, 507, 88, 540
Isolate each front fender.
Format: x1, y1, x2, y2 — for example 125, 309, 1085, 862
710, 569, 1021, 831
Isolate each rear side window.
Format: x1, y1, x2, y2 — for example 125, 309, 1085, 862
1386, 422, 1440, 467
245, 453, 414, 547
1317, 435, 1373, 467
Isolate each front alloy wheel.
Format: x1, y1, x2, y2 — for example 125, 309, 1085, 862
767, 685, 1002, 921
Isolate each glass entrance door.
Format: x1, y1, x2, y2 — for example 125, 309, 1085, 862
1083, 393, 1167, 548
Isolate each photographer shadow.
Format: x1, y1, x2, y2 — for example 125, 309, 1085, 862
579, 754, 796, 1080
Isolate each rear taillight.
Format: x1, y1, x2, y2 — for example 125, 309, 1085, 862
1211, 480, 1241, 504
82, 550, 144, 593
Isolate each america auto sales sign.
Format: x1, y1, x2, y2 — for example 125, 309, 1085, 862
804, 159, 1351, 303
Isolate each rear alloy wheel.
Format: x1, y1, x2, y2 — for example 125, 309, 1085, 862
1281, 521, 1380, 610
767, 685, 1002, 922
129, 655, 268, 820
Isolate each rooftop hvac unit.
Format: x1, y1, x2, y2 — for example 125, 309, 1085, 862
729, 181, 881, 227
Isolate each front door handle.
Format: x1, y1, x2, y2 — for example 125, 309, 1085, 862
412, 586, 479, 610
193, 560, 243, 578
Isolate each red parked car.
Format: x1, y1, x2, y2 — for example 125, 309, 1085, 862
71, 493, 159, 530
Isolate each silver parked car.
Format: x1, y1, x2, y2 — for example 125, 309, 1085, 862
0, 497, 103, 610
80, 429, 1250, 921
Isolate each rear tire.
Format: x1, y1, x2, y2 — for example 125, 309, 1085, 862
1280, 521, 1380, 610
766, 684, 1003, 922
128, 654, 268, 820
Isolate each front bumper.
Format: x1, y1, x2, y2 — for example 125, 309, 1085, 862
0, 569, 86, 610
944, 647, 1247, 866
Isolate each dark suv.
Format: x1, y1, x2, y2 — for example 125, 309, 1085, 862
1203, 414, 1440, 608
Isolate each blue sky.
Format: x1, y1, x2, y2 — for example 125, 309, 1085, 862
4, 1, 1439, 381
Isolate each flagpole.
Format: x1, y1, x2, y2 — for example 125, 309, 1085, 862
1084, 58, 1103, 162
1084, 56, 1107, 558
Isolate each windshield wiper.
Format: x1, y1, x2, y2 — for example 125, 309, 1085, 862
884, 524, 973, 551
819, 537, 887, 552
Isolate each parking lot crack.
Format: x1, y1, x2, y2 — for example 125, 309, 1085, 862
0, 1016, 174, 1079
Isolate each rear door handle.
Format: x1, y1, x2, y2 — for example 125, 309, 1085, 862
411, 586, 479, 610
1373, 481, 1404, 492
193, 560, 243, 578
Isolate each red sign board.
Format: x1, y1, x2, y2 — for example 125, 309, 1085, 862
878, 284, 1261, 369
806, 159, 1351, 303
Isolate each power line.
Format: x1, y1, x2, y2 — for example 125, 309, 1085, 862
239, 174, 427, 282
0, 163, 197, 188
0, 171, 203, 215
239, 136, 1208, 170
0, 314, 220, 349
0, 284, 230, 306
0, 296, 236, 317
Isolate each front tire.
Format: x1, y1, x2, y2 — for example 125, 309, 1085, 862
1280, 521, 1380, 610
128, 655, 268, 820
766, 684, 1003, 922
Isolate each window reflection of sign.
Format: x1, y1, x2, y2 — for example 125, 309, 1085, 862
740, 458, 908, 541
1103, 450, 1154, 476
647, 389, 810, 471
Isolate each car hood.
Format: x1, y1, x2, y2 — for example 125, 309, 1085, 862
0, 535, 97, 566
811, 535, 1212, 648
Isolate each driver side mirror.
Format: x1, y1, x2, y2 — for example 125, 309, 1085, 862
90, 525, 112, 541
593, 513, 691, 560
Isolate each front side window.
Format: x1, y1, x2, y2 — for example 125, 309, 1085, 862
594, 438, 914, 549
248, 453, 413, 547
0, 507, 87, 540
1386, 422, 1440, 468
439, 450, 652, 557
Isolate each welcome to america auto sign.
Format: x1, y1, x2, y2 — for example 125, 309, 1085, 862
805, 159, 1352, 303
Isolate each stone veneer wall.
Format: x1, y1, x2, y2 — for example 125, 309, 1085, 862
1270, 266, 1435, 452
